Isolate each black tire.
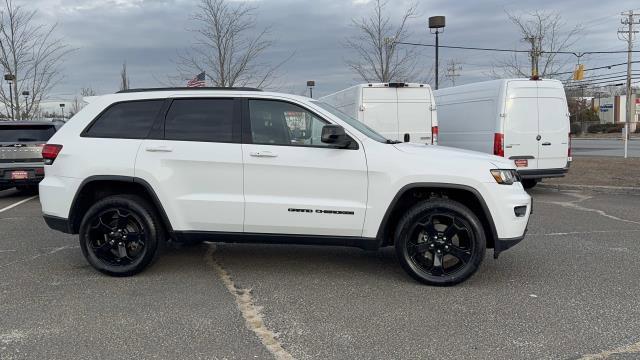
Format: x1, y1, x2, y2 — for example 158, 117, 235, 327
395, 199, 486, 286
79, 194, 164, 276
521, 179, 538, 189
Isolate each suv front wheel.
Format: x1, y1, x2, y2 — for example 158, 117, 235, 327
395, 199, 486, 286
79, 195, 163, 276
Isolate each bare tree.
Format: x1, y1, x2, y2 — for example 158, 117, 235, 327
70, 87, 97, 116
0, 0, 72, 120
491, 10, 581, 79
345, 0, 419, 82
120, 62, 130, 91
177, 0, 288, 88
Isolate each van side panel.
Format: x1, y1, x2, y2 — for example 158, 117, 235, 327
434, 81, 504, 154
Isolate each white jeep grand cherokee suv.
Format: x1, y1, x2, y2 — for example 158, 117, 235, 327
40, 87, 531, 286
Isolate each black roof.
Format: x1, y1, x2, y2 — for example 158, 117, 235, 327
116, 87, 262, 94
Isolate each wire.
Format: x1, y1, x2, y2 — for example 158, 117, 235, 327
547, 61, 640, 76
395, 41, 640, 55
564, 73, 640, 83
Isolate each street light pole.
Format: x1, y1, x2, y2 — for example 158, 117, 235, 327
306, 80, 315, 98
4, 74, 15, 120
21, 91, 29, 119
428, 16, 446, 90
59, 103, 65, 119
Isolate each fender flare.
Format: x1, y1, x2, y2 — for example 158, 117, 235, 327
375, 182, 499, 247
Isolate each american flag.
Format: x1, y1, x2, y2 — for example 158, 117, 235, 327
187, 71, 206, 87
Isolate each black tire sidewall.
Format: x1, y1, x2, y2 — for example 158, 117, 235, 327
395, 199, 486, 286
79, 195, 161, 277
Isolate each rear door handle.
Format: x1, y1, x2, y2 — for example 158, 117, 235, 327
249, 151, 278, 158
145, 145, 173, 152
541, 142, 551, 146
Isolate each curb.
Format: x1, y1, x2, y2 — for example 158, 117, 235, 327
537, 183, 640, 195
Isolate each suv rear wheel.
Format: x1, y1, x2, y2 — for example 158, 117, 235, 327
395, 199, 486, 286
79, 195, 163, 276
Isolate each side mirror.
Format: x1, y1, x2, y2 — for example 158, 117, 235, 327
321, 124, 350, 147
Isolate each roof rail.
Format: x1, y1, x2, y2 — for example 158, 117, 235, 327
116, 87, 262, 94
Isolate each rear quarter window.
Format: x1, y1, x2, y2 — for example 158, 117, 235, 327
83, 100, 164, 139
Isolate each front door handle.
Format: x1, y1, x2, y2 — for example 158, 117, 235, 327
541, 142, 551, 146
145, 145, 173, 152
249, 151, 278, 158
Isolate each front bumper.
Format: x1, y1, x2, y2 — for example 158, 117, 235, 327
518, 166, 569, 180
480, 182, 531, 257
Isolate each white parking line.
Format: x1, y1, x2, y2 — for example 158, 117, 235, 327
0, 196, 38, 214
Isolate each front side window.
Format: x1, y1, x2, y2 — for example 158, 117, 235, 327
249, 100, 329, 147
84, 100, 163, 139
165, 98, 234, 142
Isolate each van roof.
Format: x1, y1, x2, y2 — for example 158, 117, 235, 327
434, 78, 563, 96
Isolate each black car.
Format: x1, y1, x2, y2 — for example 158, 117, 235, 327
0, 121, 58, 192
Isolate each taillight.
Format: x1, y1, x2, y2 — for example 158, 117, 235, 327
568, 133, 572, 161
431, 126, 439, 145
493, 133, 504, 157
42, 144, 63, 165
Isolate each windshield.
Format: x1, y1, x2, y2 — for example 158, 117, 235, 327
312, 101, 388, 143
0, 125, 56, 143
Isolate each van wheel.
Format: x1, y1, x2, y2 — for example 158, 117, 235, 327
79, 195, 163, 276
521, 179, 538, 189
395, 199, 486, 286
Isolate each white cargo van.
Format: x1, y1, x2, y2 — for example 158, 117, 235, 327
434, 79, 571, 188
320, 82, 438, 144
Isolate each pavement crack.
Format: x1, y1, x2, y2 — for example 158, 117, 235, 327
539, 193, 640, 226
205, 245, 295, 360
579, 339, 640, 359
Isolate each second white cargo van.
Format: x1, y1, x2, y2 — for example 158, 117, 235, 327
320, 82, 438, 144
434, 79, 571, 188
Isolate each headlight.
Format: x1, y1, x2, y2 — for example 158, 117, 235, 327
491, 169, 520, 185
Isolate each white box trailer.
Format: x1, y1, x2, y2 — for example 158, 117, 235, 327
434, 79, 571, 188
319, 82, 438, 144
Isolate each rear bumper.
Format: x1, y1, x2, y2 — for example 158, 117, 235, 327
43, 214, 73, 234
518, 166, 569, 180
0, 165, 44, 186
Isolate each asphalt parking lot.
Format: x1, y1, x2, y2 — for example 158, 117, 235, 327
1, 187, 640, 360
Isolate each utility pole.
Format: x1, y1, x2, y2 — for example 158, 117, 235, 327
619, 10, 639, 159
445, 60, 462, 86
525, 35, 541, 78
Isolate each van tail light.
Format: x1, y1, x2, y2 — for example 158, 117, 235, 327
568, 133, 572, 161
493, 133, 504, 157
431, 126, 438, 145
42, 144, 63, 165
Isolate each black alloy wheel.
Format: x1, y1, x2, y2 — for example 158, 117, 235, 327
79, 195, 162, 276
395, 199, 486, 286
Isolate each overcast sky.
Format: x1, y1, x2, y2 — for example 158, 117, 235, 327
25, 0, 640, 106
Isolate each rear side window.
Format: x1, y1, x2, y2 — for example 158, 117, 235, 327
0, 125, 56, 142
164, 98, 234, 142
84, 100, 163, 139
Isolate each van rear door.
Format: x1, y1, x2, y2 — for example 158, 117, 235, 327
537, 83, 570, 169
397, 87, 432, 144
361, 87, 399, 141
504, 82, 539, 169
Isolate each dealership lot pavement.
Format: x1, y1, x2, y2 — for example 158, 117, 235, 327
1, 187, 640, 359
572, 138, 640, 157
